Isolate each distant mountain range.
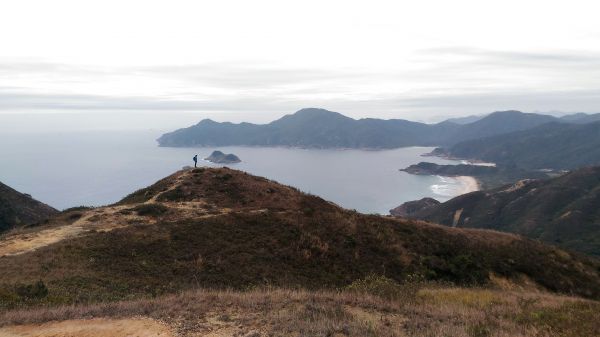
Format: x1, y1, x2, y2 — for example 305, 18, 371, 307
559, 112, 600, 124
443, 114, 487, 124
393, 166, 600, 257
158, 108, 584, 149
0, 181, 57, 232
443, 112, 600, 125
440, 121, 600, 170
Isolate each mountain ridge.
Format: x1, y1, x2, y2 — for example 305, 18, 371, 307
158, 108, 572, 149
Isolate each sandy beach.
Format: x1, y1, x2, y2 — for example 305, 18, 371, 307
455, 176, 480, 194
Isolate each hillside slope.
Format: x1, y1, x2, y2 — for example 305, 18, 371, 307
398, 166, 600, 256
0, 167, 598, 309
157, 108, 564, 148
441, 121, 600, 169
0, 181, 57, 232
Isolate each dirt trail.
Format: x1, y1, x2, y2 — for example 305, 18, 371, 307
0, 318, 174, 337
0, 205, 144, 257
0, 171, 192, 258
0, 170, 242, 257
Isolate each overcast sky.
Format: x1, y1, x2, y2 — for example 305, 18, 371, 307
1, 0, 600, 125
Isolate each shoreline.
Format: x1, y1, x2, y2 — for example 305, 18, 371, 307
421, 149, 496, 167
454, 176, 480, 195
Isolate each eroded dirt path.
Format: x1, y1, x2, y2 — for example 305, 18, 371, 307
0, 171, 192, 258
0, 170, 241, 257
0, 205, 145, 257
0, 318, 174, 337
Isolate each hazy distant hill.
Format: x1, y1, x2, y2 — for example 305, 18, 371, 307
395, 166, 600, 256
443, 114, 487, 124
158, 108, 568, 149
158, 108, 454, 148
443, 121, 600, 169
444, 110, 557, 144
0, 181, 57, 232
0, 167, 598, 307
559, 112, 600, 124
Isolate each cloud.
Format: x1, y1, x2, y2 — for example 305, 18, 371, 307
1, 46, 600, 122
2, 86, 600, 124
0, 88, 288, 113
416, 47, 600, 69
351, 89, 600, 120
137, 63, 370, 89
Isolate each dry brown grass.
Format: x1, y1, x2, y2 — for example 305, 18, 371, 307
0, 286, 597, 337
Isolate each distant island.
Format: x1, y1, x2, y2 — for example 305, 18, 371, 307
157, 108, 597, 149
205, 151, 241, 164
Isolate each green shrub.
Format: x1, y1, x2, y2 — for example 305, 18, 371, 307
15, 280, 48, 300
62, 206, 93, 213
67, 212, 83, 220
218, 173, 233, 181
132, 204, 169, 217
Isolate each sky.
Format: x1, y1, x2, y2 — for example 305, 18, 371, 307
1, 0, 600, 128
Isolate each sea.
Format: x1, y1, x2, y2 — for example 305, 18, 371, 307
0, 129, 469, 214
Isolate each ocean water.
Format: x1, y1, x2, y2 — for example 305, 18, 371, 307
0, 130, 466, 214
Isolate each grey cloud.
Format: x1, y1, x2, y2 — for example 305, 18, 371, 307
135, 63, 374, 90
360, 89, 600, 118
0, 88, 297, 113
4, 87, 600, 124
0, 60, 373, 90
2, 50, 600, 122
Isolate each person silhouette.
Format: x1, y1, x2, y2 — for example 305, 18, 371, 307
193, 155, 198, 168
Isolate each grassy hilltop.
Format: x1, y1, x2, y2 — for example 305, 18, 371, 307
0, 167, 598, 336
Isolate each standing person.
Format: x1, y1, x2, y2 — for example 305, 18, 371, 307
193, 154, 198, 168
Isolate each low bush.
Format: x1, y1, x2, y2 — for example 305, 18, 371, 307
132, 204, 169, 217
61, 206, 93, 213
15, 280, 48, 300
